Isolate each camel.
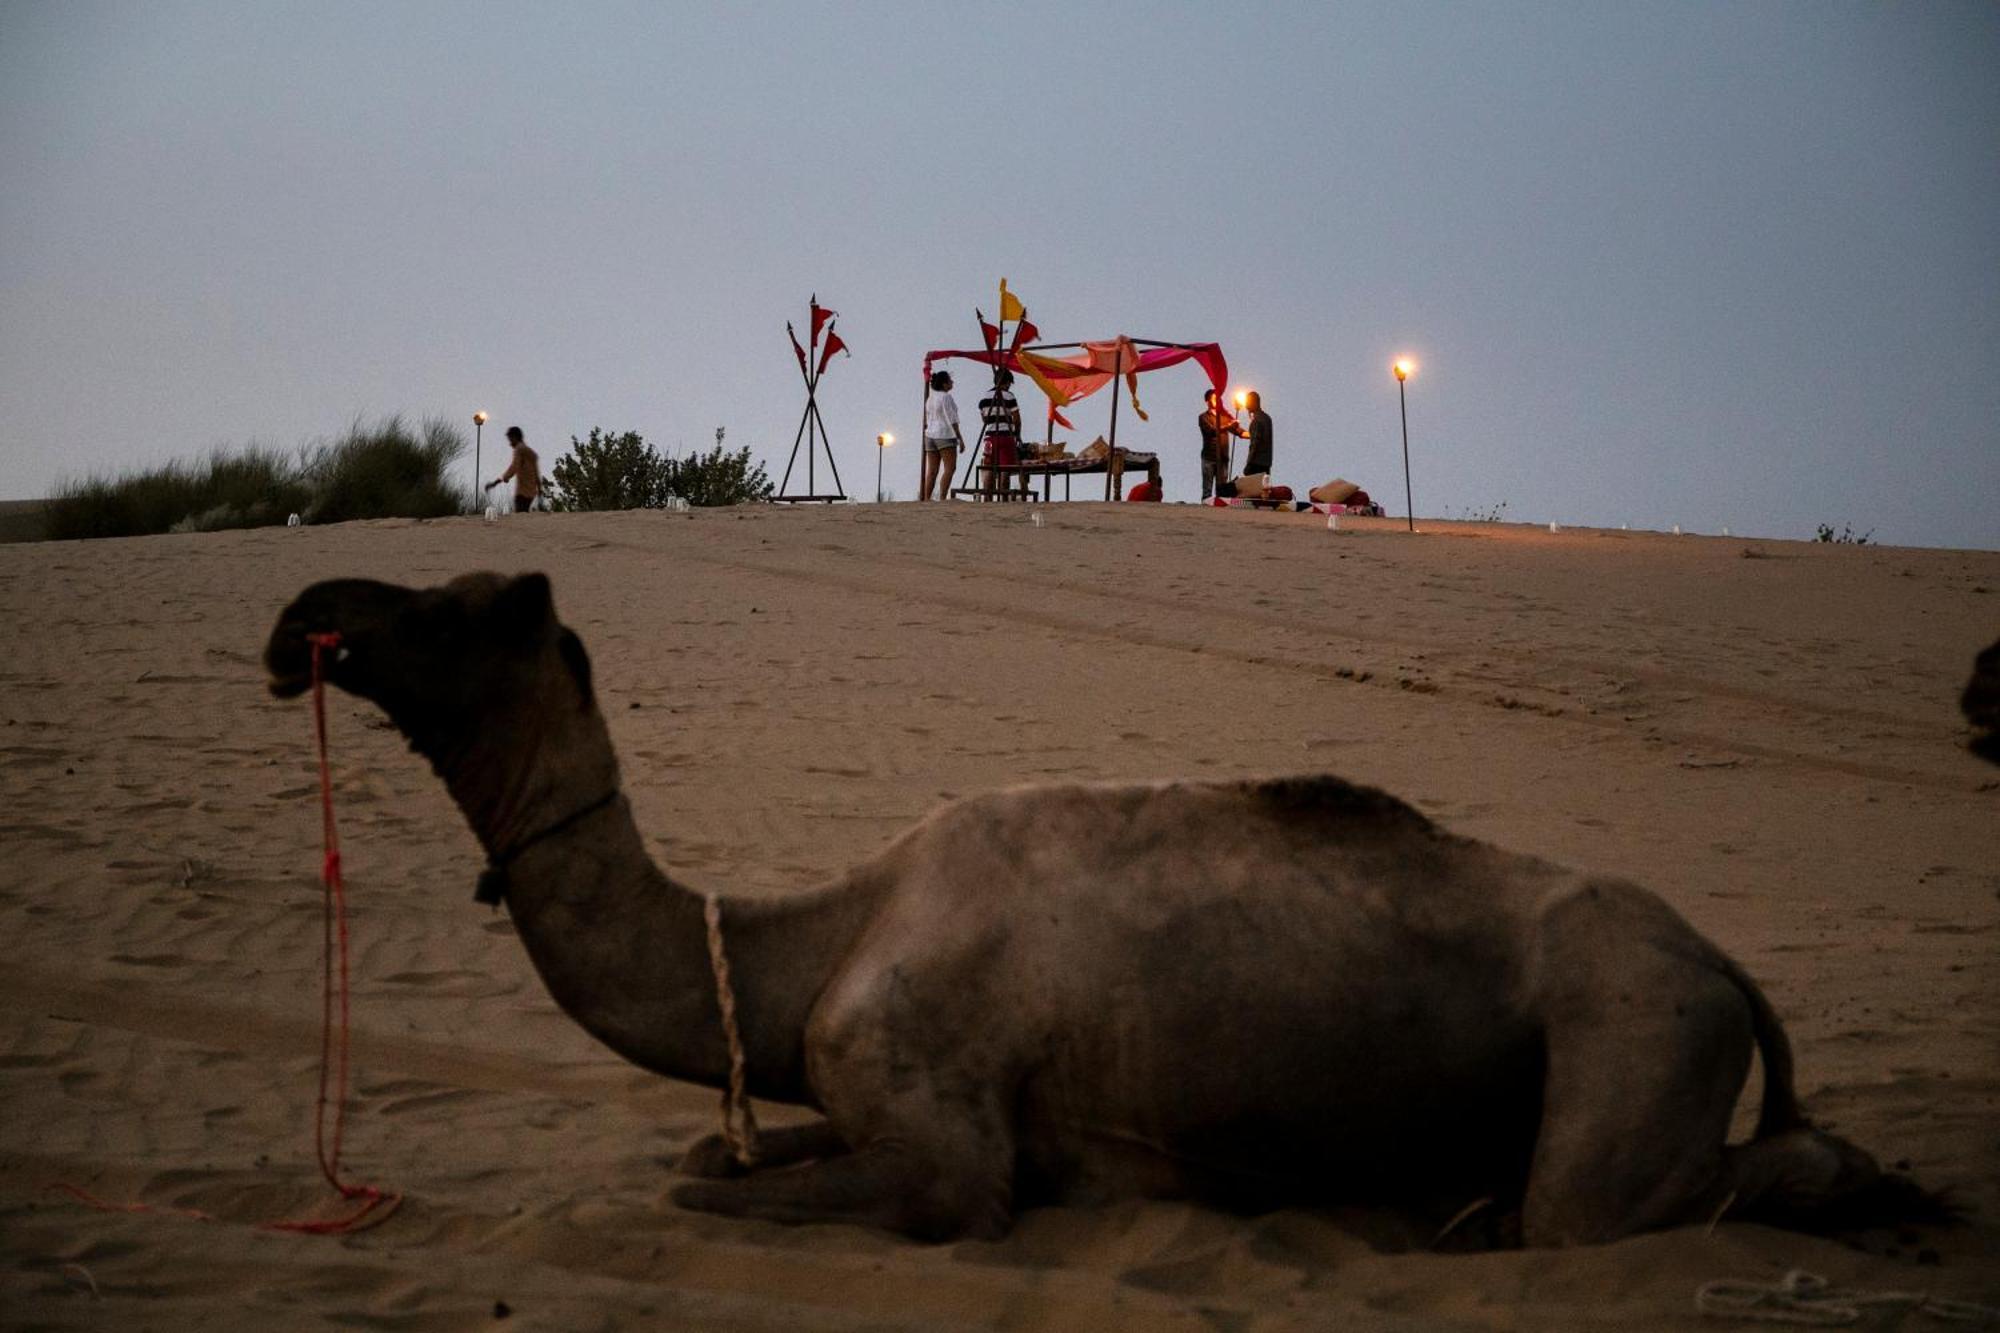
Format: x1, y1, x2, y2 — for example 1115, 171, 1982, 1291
1964, 636, 2000, 764
262, 571, 1939, 1244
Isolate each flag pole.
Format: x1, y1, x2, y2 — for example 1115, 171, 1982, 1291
773, 304, 846, 502
806, 302, 818, 497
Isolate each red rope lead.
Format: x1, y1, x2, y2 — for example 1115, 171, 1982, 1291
43, 1182, 215, 1223
266, 631, 401, 1234
53, 631, 398, 1234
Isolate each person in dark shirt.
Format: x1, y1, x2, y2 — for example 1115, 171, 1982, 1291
1198, 389, 1246, 500
1242, 391, 1273, 478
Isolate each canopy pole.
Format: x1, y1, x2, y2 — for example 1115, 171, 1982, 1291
1104, 354, 1121, 499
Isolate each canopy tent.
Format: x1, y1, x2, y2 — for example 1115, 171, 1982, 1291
923, 337, 1228, 451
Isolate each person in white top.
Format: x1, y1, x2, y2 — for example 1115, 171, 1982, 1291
922, 370, 965, 501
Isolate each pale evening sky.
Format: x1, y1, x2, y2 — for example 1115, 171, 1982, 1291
2, 1, 1996, 547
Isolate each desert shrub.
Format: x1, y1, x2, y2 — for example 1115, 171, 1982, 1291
47, 447, 312, 541
672, 442, 773, 506
304, 416, 464, 525
1813, 522, 1872, 545
44, 417, 464, 540
547, 429, 675, 512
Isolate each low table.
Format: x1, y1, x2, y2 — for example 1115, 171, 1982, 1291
958, 449, 1161, 502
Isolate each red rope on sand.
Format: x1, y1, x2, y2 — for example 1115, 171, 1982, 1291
54, 632, 399, 1234
43, 1182, 215, 1223
266, 631, 401, 1233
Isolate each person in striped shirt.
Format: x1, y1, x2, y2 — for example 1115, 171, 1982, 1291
979, 371, 1025, 497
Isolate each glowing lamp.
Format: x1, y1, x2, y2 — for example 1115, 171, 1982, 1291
1233, 390, 1248, 410
471, 412, 489, 514
1391, 359, 1418, 532
875, 433, 894, 502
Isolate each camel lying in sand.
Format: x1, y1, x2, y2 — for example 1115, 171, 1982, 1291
264, 572, 1936, 1244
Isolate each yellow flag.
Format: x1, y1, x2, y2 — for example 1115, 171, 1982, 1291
998, 278, 1026, 323
1014, 349, 1075, 407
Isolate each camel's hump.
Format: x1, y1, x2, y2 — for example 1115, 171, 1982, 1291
1240, 774, 1438, 833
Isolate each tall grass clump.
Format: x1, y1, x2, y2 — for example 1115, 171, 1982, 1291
43, 415, 468, 540
48, 447, 312, 541
303, 416, 465, 525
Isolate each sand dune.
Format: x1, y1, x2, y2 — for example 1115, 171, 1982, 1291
2, 503, 1994, 1330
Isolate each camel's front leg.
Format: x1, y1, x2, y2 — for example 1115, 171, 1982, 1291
694, 942, 1023, 1239
670, 1133, 1013, 1241
670, 1079, 1016, 1241
679, 1119, 850, 1180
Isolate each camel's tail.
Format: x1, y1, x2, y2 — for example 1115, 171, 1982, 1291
1723, 957, 1959, 1232
1720, 954, 1804, 1140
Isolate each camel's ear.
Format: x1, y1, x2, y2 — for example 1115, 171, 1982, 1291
492, 573, 555, 638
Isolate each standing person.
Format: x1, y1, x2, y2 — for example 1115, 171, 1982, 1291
921, 371, 965, 501
1198, 389, 1246, 500
1241, 391, 1274, 479
979, 369, 1026, 497
486, 426, 541, 513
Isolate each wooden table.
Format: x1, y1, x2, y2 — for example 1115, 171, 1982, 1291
955, 450, 1161, 501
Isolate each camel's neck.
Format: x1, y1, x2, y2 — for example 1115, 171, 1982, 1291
430, 708, 879, 1106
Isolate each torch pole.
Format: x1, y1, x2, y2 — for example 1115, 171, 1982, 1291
474, 419, 483, 512
1398, 376, 1414, 533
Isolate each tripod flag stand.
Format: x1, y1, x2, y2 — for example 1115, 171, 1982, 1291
773, 295, 849, 502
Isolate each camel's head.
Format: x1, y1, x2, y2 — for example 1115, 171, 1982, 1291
264, 572, 596, 757
1964, 635, 2000, 765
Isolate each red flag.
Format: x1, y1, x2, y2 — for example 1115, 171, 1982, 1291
788, 322, 810, 377
977, 309, 1000, 353
810, 298, 836, 350
1010, 317, 1040, 351
1049, 403, 1073, 430
815, 327, 848, 377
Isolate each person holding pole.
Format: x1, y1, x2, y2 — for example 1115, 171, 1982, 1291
921, 371, 965, 501
1241, 391, 1274, 479
1198, 389, 1246, 500
485, 426, 541, 514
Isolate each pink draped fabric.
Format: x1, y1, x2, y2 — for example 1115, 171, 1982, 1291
923, 339, 1228, 405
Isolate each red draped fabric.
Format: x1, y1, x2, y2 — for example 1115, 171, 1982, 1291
923, 340, 1227, 404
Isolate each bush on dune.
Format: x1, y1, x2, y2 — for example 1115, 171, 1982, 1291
547, 428, 774, 511
44, 416, 467, 540
42, 414, 774, 539
547, 429, 674, 512
48, 448, 312, 541
672, 441, 773, 507
304, 417, 465, 526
